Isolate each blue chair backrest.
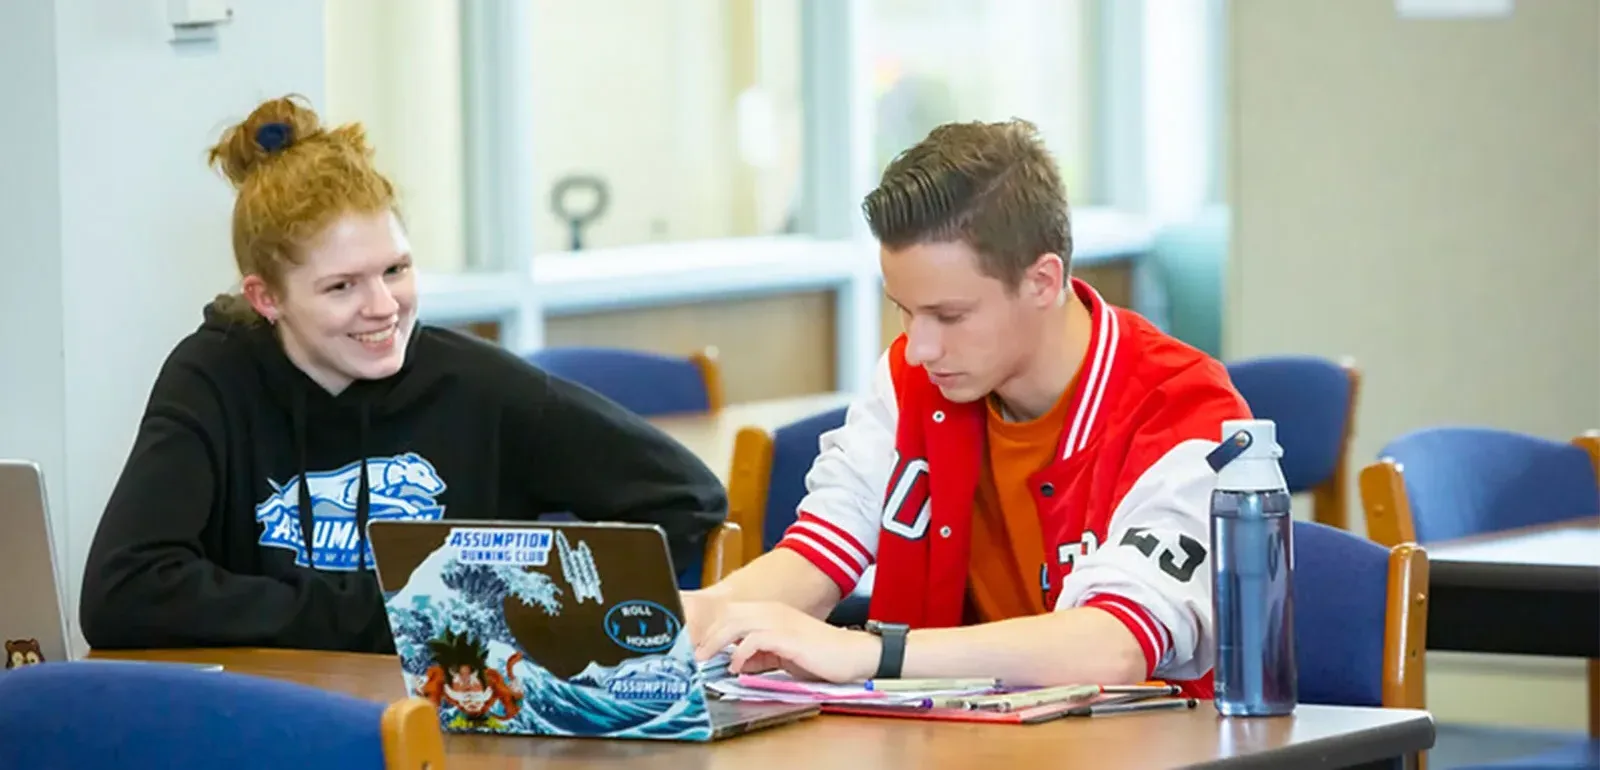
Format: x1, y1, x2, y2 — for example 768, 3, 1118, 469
1226, 356, 1352, 493
525, 346, 710, 417
1292, 519, 1389, 707
0, 660, 389, 769
1379, 426, 1600, 543
763, 406, 849, 551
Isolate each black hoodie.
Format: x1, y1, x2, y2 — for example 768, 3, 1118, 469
80, 302, 727, 653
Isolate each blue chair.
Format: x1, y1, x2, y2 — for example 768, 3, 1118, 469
524, 345, 723, 418
1360, 428, 1600, 764
0, 659, 443, 769
726, 405, 848, 558
1226, 355, 1361, 530
1360, 427, 1599, 545
725, 405, 867, 623
1291, 519, 1429, 710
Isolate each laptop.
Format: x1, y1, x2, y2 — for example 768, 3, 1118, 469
366, 518, 819, 741
0, 460, 225, 676
0, 460, 72, 671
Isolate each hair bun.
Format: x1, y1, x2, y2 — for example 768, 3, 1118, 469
207, 94, 323, 188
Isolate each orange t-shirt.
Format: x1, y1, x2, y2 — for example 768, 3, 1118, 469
966, 378, 1079, 624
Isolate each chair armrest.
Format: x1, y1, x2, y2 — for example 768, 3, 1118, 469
727, 426, 775, 559
380, 697, 446, 770
700, 521, 745, 587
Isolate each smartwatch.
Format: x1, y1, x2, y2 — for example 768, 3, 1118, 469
864, 619, 910, 679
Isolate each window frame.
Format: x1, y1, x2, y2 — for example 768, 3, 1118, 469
423, 0, 1222, 394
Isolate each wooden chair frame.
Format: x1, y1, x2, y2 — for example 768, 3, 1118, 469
726, 425, 777, 559
688, 346, 725, 414
1358, 457, 1416, 550
380, 698, 447, 769
1383, 543, 1430, 711
1309, 359, 1362, 530
699, 521, 745, 587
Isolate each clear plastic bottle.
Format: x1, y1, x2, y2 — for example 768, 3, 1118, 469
1206, 419, 1297, 717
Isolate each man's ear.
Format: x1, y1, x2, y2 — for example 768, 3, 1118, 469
1022, 252, 1066, 308
241, 275, 280, 323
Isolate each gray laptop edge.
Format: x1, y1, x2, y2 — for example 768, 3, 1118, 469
0, 460, 71, 670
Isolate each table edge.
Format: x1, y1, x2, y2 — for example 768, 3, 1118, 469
1185, 709, 1436, 770
1429, 559, 1600, 593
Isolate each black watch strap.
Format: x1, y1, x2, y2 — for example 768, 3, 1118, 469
868, 621, 909, 679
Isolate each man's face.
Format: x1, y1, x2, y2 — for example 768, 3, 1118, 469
881, 240, 1053, 404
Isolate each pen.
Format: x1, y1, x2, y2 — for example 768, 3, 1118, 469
963, 684, 1101, 712
1100, 683, 1181, 696
1066, 697, 1199, 717
865, 678, 1000, 692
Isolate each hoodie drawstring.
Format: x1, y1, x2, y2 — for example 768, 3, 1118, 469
356, 404, 372, 570
291, 390, 374, 571
293, 387, 316, 566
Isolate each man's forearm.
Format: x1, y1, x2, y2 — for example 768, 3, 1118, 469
703, 548, 843, 618
899, 607, 1148, 687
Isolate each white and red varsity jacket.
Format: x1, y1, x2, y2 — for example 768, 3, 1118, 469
774, 278, 1250, 696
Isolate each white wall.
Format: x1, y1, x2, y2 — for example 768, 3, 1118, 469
0, 0, 69, 587
1229, 0, 1600, 729
0, 0, 326, 653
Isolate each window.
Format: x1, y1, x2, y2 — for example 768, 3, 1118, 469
528, 0, 804, 253
864, 0, 1097, 203
324, 0, 467, 275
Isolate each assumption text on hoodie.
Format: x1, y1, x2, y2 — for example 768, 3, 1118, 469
79, 303, 727, 653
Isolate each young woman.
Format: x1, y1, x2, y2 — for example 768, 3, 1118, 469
79, 95, 726, 653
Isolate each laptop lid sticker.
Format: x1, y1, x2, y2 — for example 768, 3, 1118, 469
380, 524, 711, 740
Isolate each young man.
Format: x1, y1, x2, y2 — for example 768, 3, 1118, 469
685, 119, 1249, 697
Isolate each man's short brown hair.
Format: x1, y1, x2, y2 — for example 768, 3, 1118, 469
862, 119, 1072, 290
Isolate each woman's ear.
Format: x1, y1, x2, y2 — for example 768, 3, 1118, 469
241, 275, 280, 323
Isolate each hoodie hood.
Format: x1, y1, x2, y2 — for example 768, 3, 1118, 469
198, 299, 438, 572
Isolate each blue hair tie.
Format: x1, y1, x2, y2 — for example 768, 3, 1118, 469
255, 122, 294, 153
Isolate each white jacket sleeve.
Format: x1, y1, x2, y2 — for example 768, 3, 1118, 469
1052, 439, 1218, 682
773, 353, 898, 595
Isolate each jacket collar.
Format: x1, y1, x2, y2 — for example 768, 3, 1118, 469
1055, 277, 1122, 461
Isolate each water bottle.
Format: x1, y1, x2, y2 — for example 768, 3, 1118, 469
1206, 418, 1297, 717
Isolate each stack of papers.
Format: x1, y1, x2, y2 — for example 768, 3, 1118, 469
705, 671, 1001, 706
693, 650, 1190, 723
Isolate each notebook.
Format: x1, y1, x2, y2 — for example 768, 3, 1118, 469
366, 518, 819, 741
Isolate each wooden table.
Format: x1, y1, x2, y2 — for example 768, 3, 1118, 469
649, 392, 855, 482
1424, 516, 1600, 658
88, 648, 1433, 769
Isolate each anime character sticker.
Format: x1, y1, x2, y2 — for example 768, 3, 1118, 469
419, 629, 526, 729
